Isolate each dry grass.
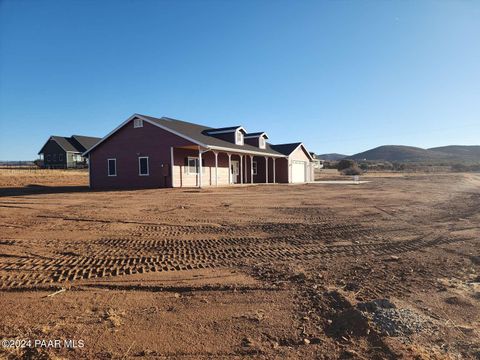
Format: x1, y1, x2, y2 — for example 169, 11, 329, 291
0, 168, 88, 188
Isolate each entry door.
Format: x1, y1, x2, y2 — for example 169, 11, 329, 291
231, 161, 239, 183
291, 160, 307, 183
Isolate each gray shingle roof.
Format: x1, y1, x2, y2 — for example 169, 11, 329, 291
270, 142, 303, 156
71, 135, 101, 152
245, 132, 268, 138
49, 136, 79, 152
140, 115, 284, 156
204, 126, 242, 133
39, 135, 101, 154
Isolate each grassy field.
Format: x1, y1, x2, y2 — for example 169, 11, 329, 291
0, 168, 88, 188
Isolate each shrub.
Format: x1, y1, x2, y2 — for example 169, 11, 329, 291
337, 159, 356, 171
451, 164, 469, 172
341, 166, 363, 176
359, 162, 369, 171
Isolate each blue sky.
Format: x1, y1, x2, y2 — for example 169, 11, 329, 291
1, 0, 479, 160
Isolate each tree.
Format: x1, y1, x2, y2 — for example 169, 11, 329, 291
337, 159, 356, 171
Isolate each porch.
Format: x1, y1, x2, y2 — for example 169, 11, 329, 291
171, 146, 287, 188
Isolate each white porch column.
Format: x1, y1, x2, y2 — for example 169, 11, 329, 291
250, 155, 254, 184
273, 158, 276, 183
198, 148, 203, 188
170, 146, 175, 187
265, 156, 268, 184
227, 153, 232, 185
240, 155, 243, 184
214, 151, 218, 186
245, 155, 248, 183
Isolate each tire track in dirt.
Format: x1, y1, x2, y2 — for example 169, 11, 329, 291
0, 229, 470, 289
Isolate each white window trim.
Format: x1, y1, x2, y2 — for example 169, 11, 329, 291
138, 156, 149, 176
252, 160, 258, 175
186, 156, 207, 175
134, 118, 143, 128
235, 130, 244, 145
108, 158, 117, 177
187, 156, 198, 175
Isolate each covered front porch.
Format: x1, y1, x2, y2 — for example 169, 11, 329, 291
171, 145, 287, 188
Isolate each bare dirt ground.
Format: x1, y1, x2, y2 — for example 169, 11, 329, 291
0, 169, 479, 359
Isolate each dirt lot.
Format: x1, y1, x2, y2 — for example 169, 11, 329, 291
0, 170, 479, 359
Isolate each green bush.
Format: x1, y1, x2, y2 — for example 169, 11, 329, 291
337, 159, 356, 171
341, 166, 363, 176
359, 162, 369, 171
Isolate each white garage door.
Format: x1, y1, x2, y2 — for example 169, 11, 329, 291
291, 160, 306, 183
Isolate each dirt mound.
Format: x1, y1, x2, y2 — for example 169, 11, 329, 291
328, 307, 370, 337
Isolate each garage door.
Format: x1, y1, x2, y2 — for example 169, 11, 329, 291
291, 160, 306, 183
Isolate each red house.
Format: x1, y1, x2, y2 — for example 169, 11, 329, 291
83, 114, 314, 189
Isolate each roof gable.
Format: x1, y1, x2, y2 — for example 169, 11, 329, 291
38, 136, 78, 154
271, 142, 313, 161
39, 135, 101, 155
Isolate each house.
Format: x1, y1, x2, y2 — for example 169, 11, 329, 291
83, 114, 314, 189
309, 152, 324, 169
38, 135, 101, 168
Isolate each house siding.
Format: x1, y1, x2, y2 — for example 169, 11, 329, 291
89, 119, 194, 189
173, 150, 230, 187
275, 158, 289, 183
244, 137, 259, 147
41, 140, 67, 168
210, 132, 236, 144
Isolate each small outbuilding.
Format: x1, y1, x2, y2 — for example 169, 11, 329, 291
83, 114, 314, 189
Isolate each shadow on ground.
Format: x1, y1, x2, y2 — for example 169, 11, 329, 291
0, 185, 90, 197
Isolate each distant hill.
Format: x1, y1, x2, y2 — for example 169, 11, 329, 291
428, 145, 480, 162
317, 153, 348, 161
348, 145, 480, 164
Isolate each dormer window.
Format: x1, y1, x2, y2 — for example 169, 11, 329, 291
259, 136, 266, 149
236, 130, 244, 145
134, 118, 143, 128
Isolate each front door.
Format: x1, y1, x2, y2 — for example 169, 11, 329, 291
231, 160, 239, 183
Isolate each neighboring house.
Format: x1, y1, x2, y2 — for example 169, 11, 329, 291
83, 114, 314, 189
309, 152, 324, 169
38, 135, 101, 168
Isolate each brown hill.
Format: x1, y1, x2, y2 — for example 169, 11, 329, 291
348, 145, 480, 164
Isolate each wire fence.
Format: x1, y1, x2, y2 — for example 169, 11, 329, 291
0, 165, 88, 174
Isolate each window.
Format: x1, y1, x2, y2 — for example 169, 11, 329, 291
53, 154, 57, 161
187, 157, 198, 174
252, 161, 258, 175
259, 137, 266, 149
46, 154, 51, 161
138, 156, 149, 176
236, 130, 244, 145
186, 157, 206, 174
134, 118, 143, 128
108, 158, 117, 176
59, 154, 64, 161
